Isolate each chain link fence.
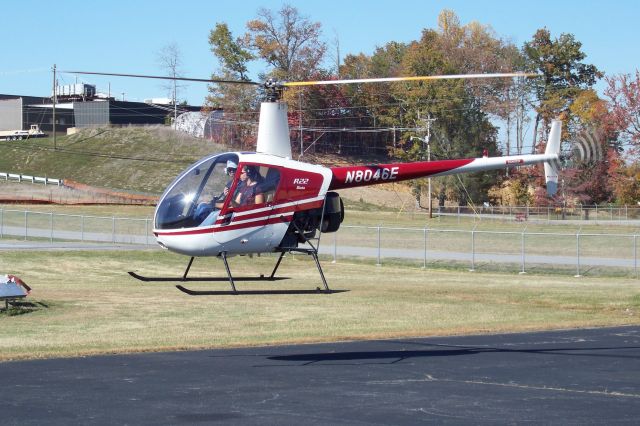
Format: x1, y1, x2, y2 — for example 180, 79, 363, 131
434, 204, 640, 222
0, 208, 152, 245
319, 225, 638, 278
1, 207, 638, 278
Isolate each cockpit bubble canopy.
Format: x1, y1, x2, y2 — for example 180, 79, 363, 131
155, 153, 239, 230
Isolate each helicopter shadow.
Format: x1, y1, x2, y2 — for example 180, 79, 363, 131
267, 348, 477, 366
266, 343, 640, 366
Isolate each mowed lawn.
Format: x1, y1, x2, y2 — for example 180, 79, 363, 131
1, 248, 639, 361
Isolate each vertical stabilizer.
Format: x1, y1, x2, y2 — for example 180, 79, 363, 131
256, 101, 292, 158
543, 119, 562, 196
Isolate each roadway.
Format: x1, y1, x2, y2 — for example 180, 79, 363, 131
1, 233, 636, 271
0, 326, 638, 424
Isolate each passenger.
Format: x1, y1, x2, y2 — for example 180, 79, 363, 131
232, 165, 264, 207
214, 160, 238, 209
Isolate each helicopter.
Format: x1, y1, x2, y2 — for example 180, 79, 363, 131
66, 71, 561, 294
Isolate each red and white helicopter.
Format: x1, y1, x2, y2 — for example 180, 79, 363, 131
68, 71, 561, 294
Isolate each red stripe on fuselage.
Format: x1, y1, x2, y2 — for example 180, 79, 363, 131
214, 199, 323, 226
155, 198, 323, 236
214, 215, 292, 232
154, 227, 215, 237
155, 215, 292, 236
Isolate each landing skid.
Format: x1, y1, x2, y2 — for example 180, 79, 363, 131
129, 248, 333, 295
127, 272, 287, 283
176, 286, 346, 296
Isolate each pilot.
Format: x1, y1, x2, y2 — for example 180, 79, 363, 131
194, 160, 238, 224
214, 160, 238, 209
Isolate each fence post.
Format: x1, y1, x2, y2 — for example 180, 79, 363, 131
520, 227, 527, 274
332, 231, 337, 263
376, 226, 381, 266
423, 227, 427, 269
634, 235, 637, 279
575, 228, 582, 277
470, 227, 476, 272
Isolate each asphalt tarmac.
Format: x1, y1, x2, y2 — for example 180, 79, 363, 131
1, 326, 639, 425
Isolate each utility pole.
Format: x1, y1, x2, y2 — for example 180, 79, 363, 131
52, 64, 56, 151
426, 115, 432, 219
298, 90, 303, 159
335, 32, 341, 77
173, 74, 177, 127
411, 113, 436, 218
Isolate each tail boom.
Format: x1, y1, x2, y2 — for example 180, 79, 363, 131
329, 153, 558, 191
329, 120, 562, 194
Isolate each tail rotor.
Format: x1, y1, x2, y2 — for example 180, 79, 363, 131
568, 127, 604, 164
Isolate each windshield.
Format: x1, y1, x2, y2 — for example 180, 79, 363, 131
154, 153, 239, 230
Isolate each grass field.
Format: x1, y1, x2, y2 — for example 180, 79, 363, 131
1, 248, 639, 361
0, 126, 225, 193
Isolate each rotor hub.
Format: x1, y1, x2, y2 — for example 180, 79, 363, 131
264, 78, 285, 102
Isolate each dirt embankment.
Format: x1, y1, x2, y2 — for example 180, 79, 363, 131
0, 178, 417, 209
0, 180, 158, 205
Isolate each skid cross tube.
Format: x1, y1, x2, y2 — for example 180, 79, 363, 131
270, 252, 286, 279
310, 250, 329, 292
182, 257, 195, 280
220, 252, 237, 292
280, 247, 329, 292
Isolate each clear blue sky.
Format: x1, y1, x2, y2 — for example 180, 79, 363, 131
2, 0, 638, 105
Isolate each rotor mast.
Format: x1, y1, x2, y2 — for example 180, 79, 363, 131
256, 79, 292, 158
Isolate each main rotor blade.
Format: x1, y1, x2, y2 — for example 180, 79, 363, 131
62, 70, 261, 86
283, 72, 538, 87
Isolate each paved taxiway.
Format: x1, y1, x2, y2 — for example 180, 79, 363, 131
1, 326, 639, 424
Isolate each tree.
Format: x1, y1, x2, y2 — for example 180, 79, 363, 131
209, 23, 254, 81
207, 23, 258, 149
523, 28, 602, 153
207, 22, 257, 108
558, 90, 617, 206
609, 161, 640, 205
244, 4, 326, 81
156, 42, 185, 124
392, 26, 501, 206
604, 70, 640, 158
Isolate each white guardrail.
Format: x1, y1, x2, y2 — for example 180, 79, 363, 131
0, 172, 62, 186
